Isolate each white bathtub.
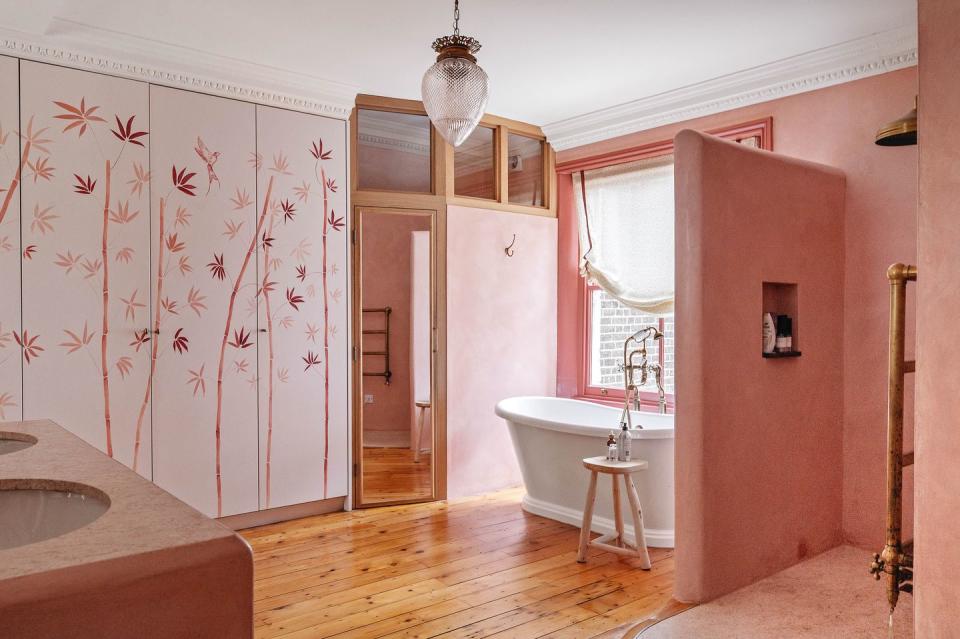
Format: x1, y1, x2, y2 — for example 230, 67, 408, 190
495, 396, 674, 547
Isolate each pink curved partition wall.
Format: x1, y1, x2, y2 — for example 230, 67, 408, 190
673, 130, 846, 603
916, 0, 960, 634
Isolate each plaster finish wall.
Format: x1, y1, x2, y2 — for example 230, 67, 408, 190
915, 0, 960, 634
674, 130, 846, 602
447, 205, 557, 499
558, 68, 919, 549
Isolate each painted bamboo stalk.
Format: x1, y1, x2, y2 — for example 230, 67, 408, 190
132, 197, 165, 472
320, 167, 330, 498
101, 159, 113, 457
215, 175, 274, 516
0, 139, 30, 226
262, 205, 277, 508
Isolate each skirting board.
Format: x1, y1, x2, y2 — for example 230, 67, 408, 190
522, 493, 674, 548
218, 496, 345, 530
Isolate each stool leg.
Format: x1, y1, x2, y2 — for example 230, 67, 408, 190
413, 406, 424, 463
577, 471, 599, 563
612, 472, 624, 548
625, 475, 652, 570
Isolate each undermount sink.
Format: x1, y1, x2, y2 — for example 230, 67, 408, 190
0, 480, 110, 550
0, 431, 38, 455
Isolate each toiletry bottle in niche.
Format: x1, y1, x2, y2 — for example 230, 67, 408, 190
775, 315, 793, 353
617, 423, 631, 462
762, 312, 776, 354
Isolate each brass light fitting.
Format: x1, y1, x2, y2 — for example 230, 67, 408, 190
875, 96, 918, 147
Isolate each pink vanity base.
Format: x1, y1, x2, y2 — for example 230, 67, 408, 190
0, 420, 252, 639
3, 540, 251, 639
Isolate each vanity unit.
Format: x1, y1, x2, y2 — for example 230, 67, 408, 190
0, 420, 252, 639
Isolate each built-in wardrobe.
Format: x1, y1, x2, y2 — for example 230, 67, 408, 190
0, 57, 349, 518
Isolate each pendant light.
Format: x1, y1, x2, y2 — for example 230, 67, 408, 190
421, 0, 489, 147
875, 96, 918, 146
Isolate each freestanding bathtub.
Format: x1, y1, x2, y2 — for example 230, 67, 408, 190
495, 396, 674, 547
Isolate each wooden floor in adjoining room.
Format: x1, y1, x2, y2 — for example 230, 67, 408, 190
362, 447, 433, 503
242, 488, 674, 639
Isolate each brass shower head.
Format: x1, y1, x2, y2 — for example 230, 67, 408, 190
875, 96, 917, 147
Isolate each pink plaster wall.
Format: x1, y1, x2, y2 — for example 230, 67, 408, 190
446, 205, 557, 499
557, 68, 919, 549
674, 130, 846, 603
361, 212, 431, 436
915, 0, 960, 634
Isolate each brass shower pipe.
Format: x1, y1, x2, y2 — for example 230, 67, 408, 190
869, 263, 917, 612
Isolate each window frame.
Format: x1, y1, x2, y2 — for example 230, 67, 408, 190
581, 282, 673, 410
569, 118, 773, 411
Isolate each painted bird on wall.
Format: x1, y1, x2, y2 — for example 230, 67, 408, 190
194, 136, 221, 194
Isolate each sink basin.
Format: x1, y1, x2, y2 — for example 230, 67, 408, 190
0, 431, 38, 455
0, 480, 110, 550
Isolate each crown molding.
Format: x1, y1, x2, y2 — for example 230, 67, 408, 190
543, 26, 917, 151
0, 19, 359, 119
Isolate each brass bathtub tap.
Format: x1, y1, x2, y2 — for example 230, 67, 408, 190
619, 327, 665, 429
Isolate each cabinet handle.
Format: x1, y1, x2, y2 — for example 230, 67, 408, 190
259, 329, 267, 333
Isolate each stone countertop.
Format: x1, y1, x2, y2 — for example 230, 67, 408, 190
0, 419, 248, 584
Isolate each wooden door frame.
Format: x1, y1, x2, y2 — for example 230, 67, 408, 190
351, 205, 447, 508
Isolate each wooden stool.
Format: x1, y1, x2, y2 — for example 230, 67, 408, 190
412, 401, 431, 463
576, 456, 652, 570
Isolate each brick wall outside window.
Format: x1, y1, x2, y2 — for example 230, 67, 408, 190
589, 288, 675, 394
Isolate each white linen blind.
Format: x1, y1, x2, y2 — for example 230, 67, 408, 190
573, 153, 675, 313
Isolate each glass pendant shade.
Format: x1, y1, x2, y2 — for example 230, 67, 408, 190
422, 56, 489, 147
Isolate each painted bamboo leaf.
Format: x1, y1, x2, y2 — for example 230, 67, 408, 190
172, 328, 189, 354
53, 97, 106, 136
111, 115, 147, 146
59, 322, 94, 354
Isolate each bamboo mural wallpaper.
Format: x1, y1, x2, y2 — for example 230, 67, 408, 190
0, 57, 21, 422
20, 60, 153, 474
4, 56, 349, 518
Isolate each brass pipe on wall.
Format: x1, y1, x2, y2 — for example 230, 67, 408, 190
869, 263, 917, 613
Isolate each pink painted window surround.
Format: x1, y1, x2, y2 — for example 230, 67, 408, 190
556, 118, 773, 410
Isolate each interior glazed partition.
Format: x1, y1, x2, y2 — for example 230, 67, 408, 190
0, 56, 349, 518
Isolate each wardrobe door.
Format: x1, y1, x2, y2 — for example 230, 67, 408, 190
19, 61, 152, 474
0, 56, 20, 422
255, 106, 349, 508
149, 87, 258, 517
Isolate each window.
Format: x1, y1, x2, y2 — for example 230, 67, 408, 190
586, 285, 675, 400
507, 133, 544, 207
454, 125, 496, 199
357, 109, 432, 192
572, 120, 772, 409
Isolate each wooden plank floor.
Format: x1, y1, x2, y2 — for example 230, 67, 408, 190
242, 488, 674, 638
362, 447, 433, 503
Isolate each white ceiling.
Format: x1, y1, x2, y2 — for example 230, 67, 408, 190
0, 0, 916, 127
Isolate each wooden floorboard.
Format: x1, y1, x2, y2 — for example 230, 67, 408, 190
362, 447, 433, 503
242, 488, 674, 639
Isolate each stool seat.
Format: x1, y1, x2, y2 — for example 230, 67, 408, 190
577, 455, 652, 569
582, 456, 648, 474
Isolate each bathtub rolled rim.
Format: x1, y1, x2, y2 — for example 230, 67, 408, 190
495, 396, 674, 440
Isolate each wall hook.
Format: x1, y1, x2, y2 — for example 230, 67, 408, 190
504, 234, 517, 257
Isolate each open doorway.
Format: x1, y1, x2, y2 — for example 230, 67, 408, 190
352, 207, 445, 506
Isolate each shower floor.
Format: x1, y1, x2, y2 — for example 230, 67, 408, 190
640, 545, 913, 638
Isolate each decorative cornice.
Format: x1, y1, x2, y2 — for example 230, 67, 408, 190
543, 26, 917, 151
0, 19, 358, 119
357, 133, 430, 155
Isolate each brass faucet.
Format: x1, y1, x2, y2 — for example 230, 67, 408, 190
619, 326, 665, 429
